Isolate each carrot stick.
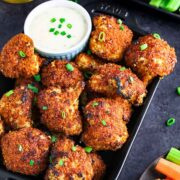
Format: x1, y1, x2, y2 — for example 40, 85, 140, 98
155, 158, 180, 180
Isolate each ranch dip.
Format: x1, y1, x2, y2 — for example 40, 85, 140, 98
28, 6, 88, 52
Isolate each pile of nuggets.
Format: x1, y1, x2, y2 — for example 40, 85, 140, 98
0, 15, 177, 179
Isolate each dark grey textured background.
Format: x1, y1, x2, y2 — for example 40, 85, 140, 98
0, 0, 179, 180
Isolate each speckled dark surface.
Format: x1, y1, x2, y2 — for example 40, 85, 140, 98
0, 0, 179, 180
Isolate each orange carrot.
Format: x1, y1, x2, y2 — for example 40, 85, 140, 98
155, 158, 180, 180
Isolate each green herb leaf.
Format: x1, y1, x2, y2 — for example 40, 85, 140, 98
59, 159, 64, 166
5, 90, 14, 97
66, 63, 74, 72
51, 135, 57, 143
101, 120, 107, 126
72, 146, 77, 152
61, 31, 66, 36
120, 67, 126, 71
29, 160, 34, 166
50, 18, 56, 23
84, 146, 93, 153
61, 111, 66, 119
27, 84, 38, 94
18, 50, 26, 58
54, 31, 60, 35
92, 102, 99, 107
49, 28, 55, 32
140, 44, 148, 51
67, 23, 72, 29
34, 74, 41, 82
67, 34, 72, 39
58, 24, 62, 28
60, 18, 65, 23
42, 106, 48, 110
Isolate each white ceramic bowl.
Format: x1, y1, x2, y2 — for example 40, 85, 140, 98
24, 0, 92, 60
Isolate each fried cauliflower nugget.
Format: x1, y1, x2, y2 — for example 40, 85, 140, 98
0, 86, 34, 130
82, 98, 129, 151
75, 53, 104, 72
88, 63, 147, 106
45, 137, 94, 180
125, 34, 177, 86
89, 15, 133, 62
0, 116, 5, 139
0, 33, 43, 78
37, 82, 84, 135
41, 60, 83, 89
1, 127, 51, 175
89, 153, 106, 180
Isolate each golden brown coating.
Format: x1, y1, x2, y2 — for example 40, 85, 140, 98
82, 98, 129, 151
37, 82, 84, 136
88, 63, 147, 106
41, 60, 84, 89
1, 127, 51, 175
45, 137, 94, 180
89, 15, 133, 62
0, 86, 34, 130
125, 34, 177, 86
0, 33, 43, 78
0, 116, 5, 139
75, 53, 104, 72
89, 153, 106, 180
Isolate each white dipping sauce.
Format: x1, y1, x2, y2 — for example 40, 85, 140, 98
28, 7, 87, 52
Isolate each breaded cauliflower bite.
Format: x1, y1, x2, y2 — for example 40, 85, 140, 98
89, 153, 106, 180
125, 34, 177, 86
37, 82, 84, 136
45, 137, 94, 180
75, 53, 104, 72
88, 63, 147, 106
89, 15, 133, 62
0, 116, 5, 139
1, 127, 51, 175
41, 60, 83, 89
82, 98, 129, 151
0, 33, 43, 78
0, 86, 34, 130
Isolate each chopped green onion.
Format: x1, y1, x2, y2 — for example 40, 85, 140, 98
120, 25, 124, 31
128, 76, 134, 83
67, 23, 72, 29
29, 160, 34, 166
140, 44, 148, 51
51, 135, 57, 143
61, 111, 66, 119
42, 106, 48, 110
49, 28, 55, 32
5, 90, 14, 97
72, 146, 77, 152
101, 120, 107, 126
84, 146, 93, 153
18, 50, 26, 58
67, 34, 72, 39
87, 49, 91, 55
98, 32, 105, 42
149, 0, 162, 8
50, 18, 56, 23
59, 159, 64, 166
60, 18, 65, 23
66, 63, 74, 72
18, 144, 23, 152
117, 19, 122, 25
34, 74, 41, 82
176, 87, 180, 95
27, 84, 38, 94
120, 67, 126, 71
166, 147, 180, 165
58, 24, 62, 28
54, 31, 59, 35
153, 33, 161, 39
92, 102, 99, 107
61, 31, 66, 36
166, 118, 176, 127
